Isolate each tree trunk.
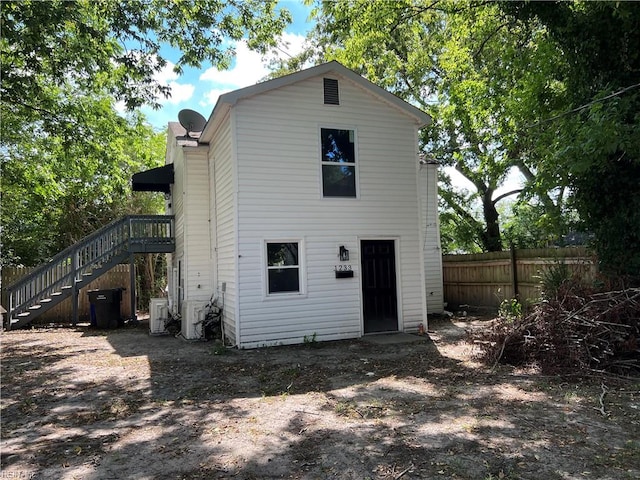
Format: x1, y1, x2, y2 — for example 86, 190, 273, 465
481, 189, 503, 252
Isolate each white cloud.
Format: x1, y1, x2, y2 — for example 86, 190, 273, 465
199, 33, 308, 106
154, 61, 179, 83
199, 41, 269, 86
200, 88, 228, 108
164, 82, 195, 105
114, 100, 127, 115
143, 32, 309, 125
271, 31, 307, 61
154, 61, 195, 105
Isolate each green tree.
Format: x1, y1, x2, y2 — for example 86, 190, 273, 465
1, 0, 291, 132
1, 104, 166, 266
284, 0, 570, 252
503, 1, 640, 276
1, 0, 292, 266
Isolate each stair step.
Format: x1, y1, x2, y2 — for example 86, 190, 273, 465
61, 286, 72, 290
40, 298, 53, 303
51, 292, 63, 297
28, 305, 42, 310
17, 312, 31, 318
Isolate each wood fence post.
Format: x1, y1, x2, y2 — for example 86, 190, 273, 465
510, 243, 519, 299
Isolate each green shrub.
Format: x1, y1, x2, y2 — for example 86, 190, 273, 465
537, 261, 571, 299
498, 298, 522, 321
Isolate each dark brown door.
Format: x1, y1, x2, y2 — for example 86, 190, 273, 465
361, 240, 398, 333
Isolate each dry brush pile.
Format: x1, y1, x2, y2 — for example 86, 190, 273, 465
473, 283, 640, 375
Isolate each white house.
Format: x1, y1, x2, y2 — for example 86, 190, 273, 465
153, 61, 443, 348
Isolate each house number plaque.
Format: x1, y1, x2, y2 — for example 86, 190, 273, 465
334, 265, 354, 278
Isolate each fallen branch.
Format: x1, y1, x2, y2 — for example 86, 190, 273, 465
471, 285, 640, 374
492, 334, 509, 370
394, 463, 414, 479
595, 383, 609, 416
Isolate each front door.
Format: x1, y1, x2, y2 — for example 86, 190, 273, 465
361, 240, 398, 333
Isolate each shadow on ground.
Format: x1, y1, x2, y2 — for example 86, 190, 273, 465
1, 316, 639, 479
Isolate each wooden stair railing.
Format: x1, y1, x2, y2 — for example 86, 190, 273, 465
5, 215, 174, 329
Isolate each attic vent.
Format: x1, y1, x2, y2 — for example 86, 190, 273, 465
323, 78, 339, 105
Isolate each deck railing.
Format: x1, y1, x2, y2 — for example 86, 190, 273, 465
6, 215, 174, 328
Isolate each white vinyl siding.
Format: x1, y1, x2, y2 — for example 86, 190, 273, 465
210, 113, 237, 344
233, 74, 426, 347
182, 147, 212, 302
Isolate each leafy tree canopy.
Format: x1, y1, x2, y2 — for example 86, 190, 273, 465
1, 105, 166, 266
288, 0, 572, 252
286, 0, 638, 276
1, 0, 290, 127
502, 1, 640, 276
1, 0, 291, 266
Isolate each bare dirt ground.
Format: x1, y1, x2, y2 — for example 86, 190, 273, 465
1, 315, 639, 480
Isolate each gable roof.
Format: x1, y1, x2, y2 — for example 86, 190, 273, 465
199, 61, 431, 143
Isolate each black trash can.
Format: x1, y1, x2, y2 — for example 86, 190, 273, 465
88, 288, 124, 329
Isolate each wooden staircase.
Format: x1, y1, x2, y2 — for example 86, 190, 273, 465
5, 215, 175, 329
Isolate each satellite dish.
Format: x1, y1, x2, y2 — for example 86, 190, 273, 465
178, 109, 207, 137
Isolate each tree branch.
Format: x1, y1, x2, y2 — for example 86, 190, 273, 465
392, 1, 443, 33
2, 98, 59, 119
455, 161, 487, 194
492, 189, 523, 205
512, 159, 535, 182
473, 21, 511, 60
528, 82, 640, 127
513, 159, 563, 211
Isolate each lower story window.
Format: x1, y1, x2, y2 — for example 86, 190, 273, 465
267, 242, 300, 294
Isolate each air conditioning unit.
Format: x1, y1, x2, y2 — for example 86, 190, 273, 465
183, 301, 208, 340
149, 298, 169, 335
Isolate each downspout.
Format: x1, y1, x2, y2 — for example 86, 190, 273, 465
212, 157, 219, 303
129, 252, 136, 322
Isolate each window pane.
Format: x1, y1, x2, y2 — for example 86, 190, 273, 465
322, 165, 356, 197
267, 243, 299, 266
321, 128, 354, 163
268, 268, 300, 293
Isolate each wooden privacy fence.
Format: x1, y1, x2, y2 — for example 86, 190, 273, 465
442, 247, 596, 309
2, 264, 131, 323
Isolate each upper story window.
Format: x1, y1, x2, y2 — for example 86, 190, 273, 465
323, 78, 339, 105
321, 128, 357, 198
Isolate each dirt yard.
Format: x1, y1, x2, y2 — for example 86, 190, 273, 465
1, 315, 639, 479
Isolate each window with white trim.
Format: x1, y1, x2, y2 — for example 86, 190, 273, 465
266, 242, 300, 294
321, 128, 356, 197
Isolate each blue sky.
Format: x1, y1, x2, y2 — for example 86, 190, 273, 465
139, 1, 314, 130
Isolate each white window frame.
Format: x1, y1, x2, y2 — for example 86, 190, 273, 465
264, 239, 306, 297
319, 126, 359, 199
